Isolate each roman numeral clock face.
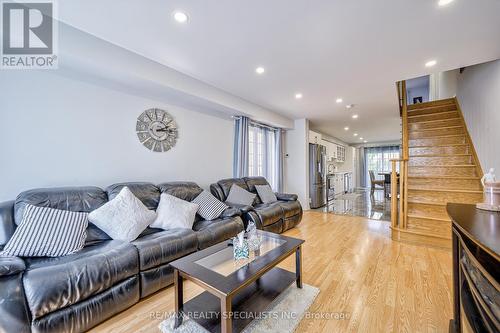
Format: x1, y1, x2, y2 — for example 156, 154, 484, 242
136, 109, 178, 152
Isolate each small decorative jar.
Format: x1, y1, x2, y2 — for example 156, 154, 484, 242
233, 238, 250, 260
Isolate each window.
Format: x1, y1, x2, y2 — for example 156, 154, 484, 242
365, 146, 400, 184
248, 124, 277, 190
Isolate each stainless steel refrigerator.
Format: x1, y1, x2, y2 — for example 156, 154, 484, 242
309, 143, 327, 208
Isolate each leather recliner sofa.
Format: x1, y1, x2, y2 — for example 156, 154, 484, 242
210, 177, 303, 233
0, 182, 244, 333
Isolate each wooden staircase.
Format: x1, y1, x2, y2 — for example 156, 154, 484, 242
391, 93, 483, 248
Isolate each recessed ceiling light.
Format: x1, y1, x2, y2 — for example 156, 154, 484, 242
438, 0, 454, 6
352, 114, 359, 119
346, 104, 354, 109
360, 137, 364, 140
255, 67, 265, 74
425, 60, 437, 67
336, 98, 343, 103
344, 126, 349, 131
173, 11, 189, 23
295, 93, 303, 99
354, 133, 358, 137
364, 140, 368, 143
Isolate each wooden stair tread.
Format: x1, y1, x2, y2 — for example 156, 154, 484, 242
409, 134, 464, 138
409, 143, 468, 148
407, 111, 457, 118
408, 175, 479, 179
408, 187, 482, 194
408, 200, 446, 206
407, 214, 451, 222
408, 117, 460, 124
410, 154, 472, 157
391, 226, 451, 240
410, 164, 475, 167
409, 125, 462, 132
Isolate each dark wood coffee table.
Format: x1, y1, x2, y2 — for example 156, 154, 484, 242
169, 230, 304, 333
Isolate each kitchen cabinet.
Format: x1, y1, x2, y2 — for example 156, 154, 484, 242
322, 140, 336, 161
336, 145, 346, 162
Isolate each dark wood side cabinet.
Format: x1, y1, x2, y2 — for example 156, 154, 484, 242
447, 203, 500, 333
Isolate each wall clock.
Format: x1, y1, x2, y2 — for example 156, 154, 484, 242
136, 108, 178, 152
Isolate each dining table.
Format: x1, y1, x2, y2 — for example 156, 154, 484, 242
378, 172, 399, 198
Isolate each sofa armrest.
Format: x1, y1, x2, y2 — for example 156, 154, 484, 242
275, 193, 298, 201
0, 256, 25, 277
220, 207, 242, 218
0, 255, 31, 333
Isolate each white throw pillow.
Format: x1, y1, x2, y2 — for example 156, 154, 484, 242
88, 187, 156, 242
151, 193, 199, 230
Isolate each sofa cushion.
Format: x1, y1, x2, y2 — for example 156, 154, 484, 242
216, 178, 249, 201
193, 217, 244, 250
243, 177, 270, 205
0, 201, 16, 247
158, 182, 203, 202
277, 200, 302, 218
23, 240, 138, 320
2, 204, 88, 257
106, 182, 160, 210
253, 203, 284, 227
131, 229, 198, 271
89, 187, 156, 242
14, 186, 107, 226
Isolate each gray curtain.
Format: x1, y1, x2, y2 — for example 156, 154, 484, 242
275, 128, 285, 192
357, 147, 366, 188
233, 116, 249, 178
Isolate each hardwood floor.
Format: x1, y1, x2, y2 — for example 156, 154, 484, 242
91, 211, 453, 333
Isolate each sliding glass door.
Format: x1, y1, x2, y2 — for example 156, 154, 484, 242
248, 124, 278, 190
364, 146, 400, 186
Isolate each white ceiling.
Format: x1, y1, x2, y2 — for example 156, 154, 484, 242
58, 0, 500, 144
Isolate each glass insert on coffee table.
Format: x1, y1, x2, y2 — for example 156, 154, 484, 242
169, 230, 304, 333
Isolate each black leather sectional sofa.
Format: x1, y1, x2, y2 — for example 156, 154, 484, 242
0, 182, 244, 333
210, 176, 303, 233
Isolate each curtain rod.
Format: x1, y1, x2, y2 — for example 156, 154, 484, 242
233, 116, 280, 131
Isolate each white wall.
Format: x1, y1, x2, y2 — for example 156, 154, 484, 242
456, 59, 500, 174
407, 86, 429, 104
438, 69, 459, 99
0, 71, 234, 201
284, 119, 310, 210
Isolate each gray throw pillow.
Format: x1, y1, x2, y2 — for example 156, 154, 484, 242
225, 184, 256, 206
255, 185, 278, 204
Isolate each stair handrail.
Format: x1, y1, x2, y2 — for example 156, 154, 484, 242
400, 80, 409, 160
392, 80, 409, 230
390, 158, 408, 229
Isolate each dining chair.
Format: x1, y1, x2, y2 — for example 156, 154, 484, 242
369, 170, 385, 195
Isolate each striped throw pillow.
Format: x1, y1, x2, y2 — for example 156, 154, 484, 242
1, 204, 88, 257
192, 190, 228, 220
